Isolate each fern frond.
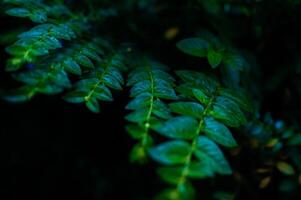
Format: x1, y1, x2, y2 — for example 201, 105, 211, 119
5, 64, 70, 102
149, 70, 251, 200
4, 0, 72, 23
4, 38, 108, 102
4, 0, 91, 71
5, 0, 49, 23
5, 21, 90, 71
3, 0, 120, 106
125, 60, 177, 163
64, 53, 126, 113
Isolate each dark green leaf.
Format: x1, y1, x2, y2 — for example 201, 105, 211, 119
85, 98, 100, 113
125, 109, 149, 123
204, 117, 237, 147
63, 91, 86, 103
153, 100, 172, 119
169, 102, 204, 119
196, 136, 232, 175
126, 124, 145, 139
177, 38, 209, 57
149, 140, 191, 165
156, 116, 198, 139
126, 93, 152, 110
210, 96, 246, 127
208, 49, 223, 68
63, 58, 82, 75
192, 88, 210, 105
6, 8, 30, 18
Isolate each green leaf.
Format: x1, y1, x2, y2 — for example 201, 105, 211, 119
63, 58, 82, 75
126, 124, 145, 139
125, 109, 149, 123
149, 140, 191, 165
30, 10, 47, 23
37, 84, 63, 95
219, 88, 253, 112
204, 117, 237, 147
31, 47, 49, 56
210, 96, 246, 127
82, 47, 102, 62
130, 142, 152, 163
157, 167, 182, 184
3, 86, 34, 102
176, 70, 218, 96
103, 73, 122, 90
223, 52, 246, 71
76, 78, 99, 89
156, 116, 198, 139
187, 161, 215, 179
158, 162, 214, 185
208, 49, 223, 68
93, 85, 113, 101
128, 66, 176, 100
6, 45, 27, 56
85, 98, 100, 113
153, 100, 172, 119
74, 53, 94, 68
50, 70, 71, 88
130, 81, 151, 97
155, 184, 195, 200
63, 91, 87, 103
154, 81, 177, 99
196, 136, 232, 175
192, 88, 210, 105
169, 102, 204, 119
177, 38, 209, 57
6, 8, 30, 18
106, 67, 124, 85
126, 93, 152, 110
43, 36, 62, 49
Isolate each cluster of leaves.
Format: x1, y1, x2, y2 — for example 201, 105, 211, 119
3, 0, 127, 112
64, 53, 126, 113
125, 61, 177, 163
1, 1, 255, 198
149, 70, 251, 200
177, 32, 250, 89
246, 113, 301, 193
177, 32, 247, 71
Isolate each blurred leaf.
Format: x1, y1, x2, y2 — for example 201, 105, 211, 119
277, 162, 295, 176
177, 38, 209, 57
149, 140, 191, 165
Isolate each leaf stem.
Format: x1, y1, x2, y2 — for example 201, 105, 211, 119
176, 88, 218, 191
141, 67, 155, 148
